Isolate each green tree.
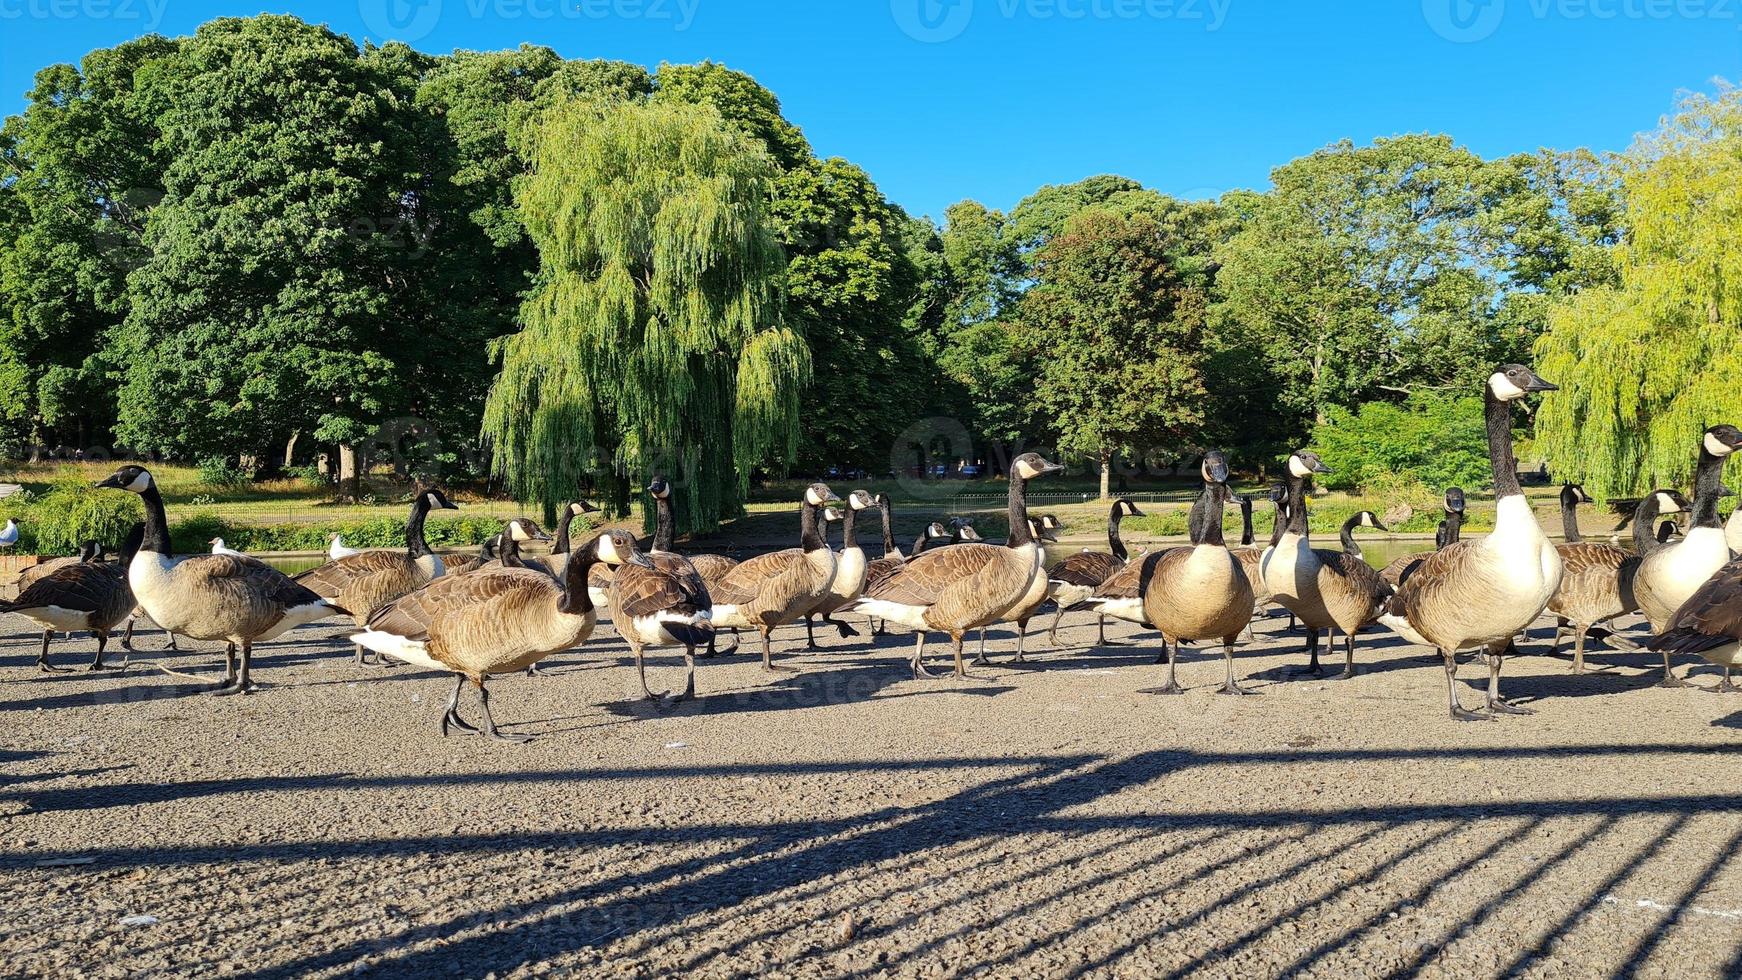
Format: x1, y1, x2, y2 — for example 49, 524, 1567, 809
483, 98, 805, 532
1017, 207, 1210, 498
1312, 392, 1492, 494
1535, 90, 1742, 497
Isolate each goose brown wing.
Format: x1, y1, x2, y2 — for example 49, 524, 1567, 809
1379, 553, 1428, 588
865, 544, 1001, 606
294, 551, 409, 598
1381, 540, 1476, 622
1093, 554, 1156, 600
8, 562, 121, 613
365, 568, 546, 641
711, 549, 799, 606
1557, 541, 1630, 576
1051, 551, 1120, 588
685, 553, 739, 592
863, 555, 902, 592
180, 554, 327, 609
614, 554, 711, 619
1649, 558, 1742, 654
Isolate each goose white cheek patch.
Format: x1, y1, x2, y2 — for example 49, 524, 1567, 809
127, 472, 152, 493
1288, 456, 1312, 478
1705, 432, 1736, 457
1488, 373, 1527, 401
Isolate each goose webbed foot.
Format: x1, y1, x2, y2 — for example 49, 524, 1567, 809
1485, 697, 1534, 715
475, 683, 532, 743
1719, 671, 1740, 694
440, 710, 479, 737
87, 660, 121, 672
1287, 664, 1324, 678
1337, 666, 1357, 681
36, 660, 66, 673
1659, 672, 1689, 689
912, 661, 940, 679
831, 617, 858, 639
1217, 681, 1255, 696
202, 680, 259, 697
1150, 681, 1184, 696
1450, 706, 1493, 722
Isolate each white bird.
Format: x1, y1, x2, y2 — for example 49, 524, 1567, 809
209, 537, 246, 557
0, 519, 18, 549
329, 533, 361, 560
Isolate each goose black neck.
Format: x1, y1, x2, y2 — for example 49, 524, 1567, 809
800, 501, 827, 553
1239, 498, 1254, 547
136, 484, 172, 555
1339, 515, 1363, 558
1107, 501, 1129, 561
496, 533, 524, 568
1285, 475, 1311, 536
558, 551, 601, 615
654, 494, 675, 552
1445, 509, 1462, 545
552, 508, 575, 555
1190, 484, 1227, 547
1485, 389, 1523, 498
840, 506, 861, 550
1633, 497, 1664, 555
1560, 494, 1583, 543
405, 495, 434, 558
1693, 447, 1727, 529
912, 531, 935, 555
1268, 499, 1287, 548
1007, 472, 1033, 548
878, 497, 897, 555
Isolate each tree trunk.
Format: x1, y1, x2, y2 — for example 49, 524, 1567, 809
1100, 452, 1112, 502
283, 430, 300, 469
339, 443, 359, 501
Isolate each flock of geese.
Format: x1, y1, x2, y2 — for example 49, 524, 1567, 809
9, 362, 1742, 737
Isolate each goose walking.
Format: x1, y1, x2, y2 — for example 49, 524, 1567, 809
294, 487, 460, 665
1135, 451, 1257, 695
1378, 364, 1563, 720
96, 465, 346, 694
1546, 483, 1642, 673
708, 483, 842, 673
856, 453, 1062, 679
353, 529, 649, 741
804, 489, 876, 648
971, 515, 1060, 666
1631, 425, 1742, 686
610, 478, 716, 701
1047, 498, 1143, 645
2, 524, 141, 672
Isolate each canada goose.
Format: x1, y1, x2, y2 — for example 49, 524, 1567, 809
1647, 554, 1742, 691
708, 483, 842, 673
804, 489, 877, 648
95, 465, 345, 694
0, 519, 17, 550
474, 518, 551, 575
293, 487, 460, 665
610, 478, 716, 701
1047, 498, 1143, 645
537, 500, 600, 582
354, 529, 649, 741
637, 477, 743, 658
329, 534, 361, 560
1380, 488, 1465, 588
864, 520, 950, 606
1632, 425, 1742, 686
1260, 468, 1391, 681
1378, 364, 1562, 720
1135, 451, 1257, 694
2, 525, 140, 672
1231, 483, 1288, 615
209, 537, 245, 557
1546, 483, 1641, 673
1659, 520, 1681, 544
439, 538, 496, 577
857, 453, 1063, 679
971, 515, 1061, 666
861, 495, 908, 635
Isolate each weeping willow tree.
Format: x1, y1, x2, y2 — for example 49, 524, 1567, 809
483, 98, 808, 533
1535, 90, 1742, 498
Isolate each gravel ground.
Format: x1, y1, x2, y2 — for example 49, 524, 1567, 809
4, 604, 1742, 979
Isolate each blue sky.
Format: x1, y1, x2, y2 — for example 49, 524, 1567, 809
2, 0, 1737, 219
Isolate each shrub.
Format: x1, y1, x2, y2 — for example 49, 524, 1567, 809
0, 478, 145, 555
1313, 392, 1491, 494
197, 456, 252, 491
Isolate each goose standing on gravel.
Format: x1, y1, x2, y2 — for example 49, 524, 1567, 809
708, 483, 842, 673
856, 453, 1063, 679
610, 478, 716, 701
1632, 425, 1742, 686
2, 524, 141, 672
1136, 451, 1257, 694
1378, 364, 1563, 720
643, 479, 742, 658
1546, 483, 1642, 674
1047, 498, 1143, 646
354, 529, 649, 741
1647, 551, 1742, 692
329, 534, 361, 561
96, 465, 346, 694
971, 515, 1061, 666
1380, 488, 1465, 588
1231, 483, 1288, 616
293, 487, 460, 665
804, 489, 876, 649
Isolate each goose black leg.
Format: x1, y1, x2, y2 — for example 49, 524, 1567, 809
676, 645, 697, 701
35, 630, 63, 672
1046, 606, 1066, 646
950, 633, 984, 680
635, 643, 668, 701
474, 680, 532, 743
203, 642, 240, 694
1288, 629, 1324, 677
1444, 650, 1489, 721
1339, 631, 1357, 680
1154, 639, 1183, 695
804, 615, 821, 651
911, 631, 938, 678
1720, 666, 1739, 693
89, 631, 120, 671
1098, 615, 1121, 645
1658, 648, 1688, 688
1484, 642, 1532, 715
440, 674, 479, 736
1011, 618, 1040, 667
1571, 625, 1588, 675
873, 617, 887, 637
971, 628, 991, 667
353, 643, 373, 667
1218, 636, 1253, 695
827, 615, 858, 639
762, 627, 796, 673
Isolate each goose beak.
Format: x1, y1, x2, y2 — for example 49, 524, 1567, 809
1523, 372, 1558, 392
628, 550, 655, 569
95, 473, 126, 489
1041, 461, 1065, 475
1311, 460, 1332, 474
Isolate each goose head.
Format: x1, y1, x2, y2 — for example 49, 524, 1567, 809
1353, 510, 1388, 532
950, 517, 983, 541
420, 487, 459, 512
96, 464, 154, 494
590, 528, 652, 568
1029, 516, 1060, 543
1703, 424, 1742, 458
78, 540, 103, 562
1488, 363, 1558, 401
847, 489, 875, 511
570, 499, 601, 516
923, 521, 950, 541
1560, 483, 1591, 508
1286, 451, 1330, 479
647, 476, 672, 500
1444, 487, 1467, 514
1200, 450, 1230, 485
1010, 452, 1064, 480
1118, 498, 1144, 517
1650, 489, 1692, 515
803, 483, 841, 508
504, 518, 551, 543
824, 507, 844, 523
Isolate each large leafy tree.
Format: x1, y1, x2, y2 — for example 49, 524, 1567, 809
112, 16, 424, 476
483, 98, 806, 532
1017, 206, 1210, 498
1535, 90, 1742, 496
